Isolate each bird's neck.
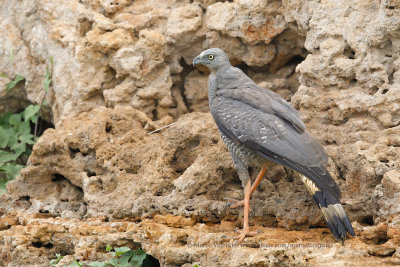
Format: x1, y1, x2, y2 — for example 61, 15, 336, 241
208, 72, 217, 105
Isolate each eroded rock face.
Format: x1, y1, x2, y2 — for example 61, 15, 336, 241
1, 107, 323, 227
0, 0, 400, 266
0, 107, 399, 266
1, 213, 399, 267
0, 0, 305, 121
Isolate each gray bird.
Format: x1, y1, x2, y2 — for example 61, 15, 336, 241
193, 48, 355, 243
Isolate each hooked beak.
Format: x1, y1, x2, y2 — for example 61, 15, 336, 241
193, 56, 202, 67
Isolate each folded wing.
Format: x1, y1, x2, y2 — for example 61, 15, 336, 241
211, 67, 340, 199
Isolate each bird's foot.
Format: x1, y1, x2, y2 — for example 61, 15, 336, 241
224, 198, 244, 208
233, 228, 258, 244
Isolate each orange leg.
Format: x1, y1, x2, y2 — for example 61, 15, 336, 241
229, 163, 269, 208
234, 179, 257, 243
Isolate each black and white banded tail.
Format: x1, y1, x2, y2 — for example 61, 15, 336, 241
301, 175, 355, 241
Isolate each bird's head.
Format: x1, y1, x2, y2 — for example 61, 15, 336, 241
193, 48, 230, 71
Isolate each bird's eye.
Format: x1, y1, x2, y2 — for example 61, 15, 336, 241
208, 55, 214, 60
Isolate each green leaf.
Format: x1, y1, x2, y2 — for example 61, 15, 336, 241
0, 178, 8, 195
19, 133, 36, 145
88, 262, 106, 267
0, 127, 15, 148
49, 56, 54, 66
18, 121, 31, 135
49, 253, 64, 266
43, 70, 52, 92
131, 249, 147, 267
0, 150, 19, 163
23, 105, 40, 122
114, 247, 131, 256
6, 75, 24, 92
9, 113, 22, 126
0, 163, 23, 179
107, 257, 119, 267
0, 112, 11, 126
118, 251, 133, 267
66, 258, 83, 267
0, 73, 9, 79
10, 142, 26, 159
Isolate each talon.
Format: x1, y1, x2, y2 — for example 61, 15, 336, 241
233, 229, 258, 244
224, 198, 244, 208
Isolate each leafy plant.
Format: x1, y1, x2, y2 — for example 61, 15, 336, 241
50, 253, 64, 267
0, 72, 25, 92
0, 105, 40, 192
60, 246, 149, 267
0, 57, 53, 193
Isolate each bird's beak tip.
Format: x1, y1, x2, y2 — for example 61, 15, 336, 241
193, 56, 200, 67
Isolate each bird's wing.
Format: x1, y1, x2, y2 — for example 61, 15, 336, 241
211, 72, 340, 199
215, 67, 306, 133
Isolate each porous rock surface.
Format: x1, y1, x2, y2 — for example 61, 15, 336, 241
0, 0, 399, 266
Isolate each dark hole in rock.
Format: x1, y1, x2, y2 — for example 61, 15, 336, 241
52, 173, 67, 182
32, 242, 54, 249
45, 243, 54, 249
361, 215, 374, 226
325, 139, 337, 145
185, 205, 194, 211
369, 86, 379, 95
19, 196, 30, 201
350, 78, 357, 85
382, 89, 389, 94
235, 62, 250, 75
143, 254, 161, 266
376, 237, 389, 245
170, 137, 200, 174
78, 17, 94, 37
51, 173, 84, 200
32, 242, 42, 248
177, 234, 188, 245
31, 117, 54, 138
178, 57, 195, 113
87, 171, 96, 177
344, 45, 356, 59
388, 71, 394, 85
285, 55, 305, 67
105, 122, 112, 133
39, 209, 49, 214
69, 147, 80, 159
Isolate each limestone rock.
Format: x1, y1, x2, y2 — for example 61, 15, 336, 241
183, 70, 209, 112
1, 213, 400, 267
0, 0, 400, 266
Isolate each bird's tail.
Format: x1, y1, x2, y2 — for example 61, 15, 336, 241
300, 175, 355, 242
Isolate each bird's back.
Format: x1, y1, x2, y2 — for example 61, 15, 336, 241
209, 65, 340, 199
